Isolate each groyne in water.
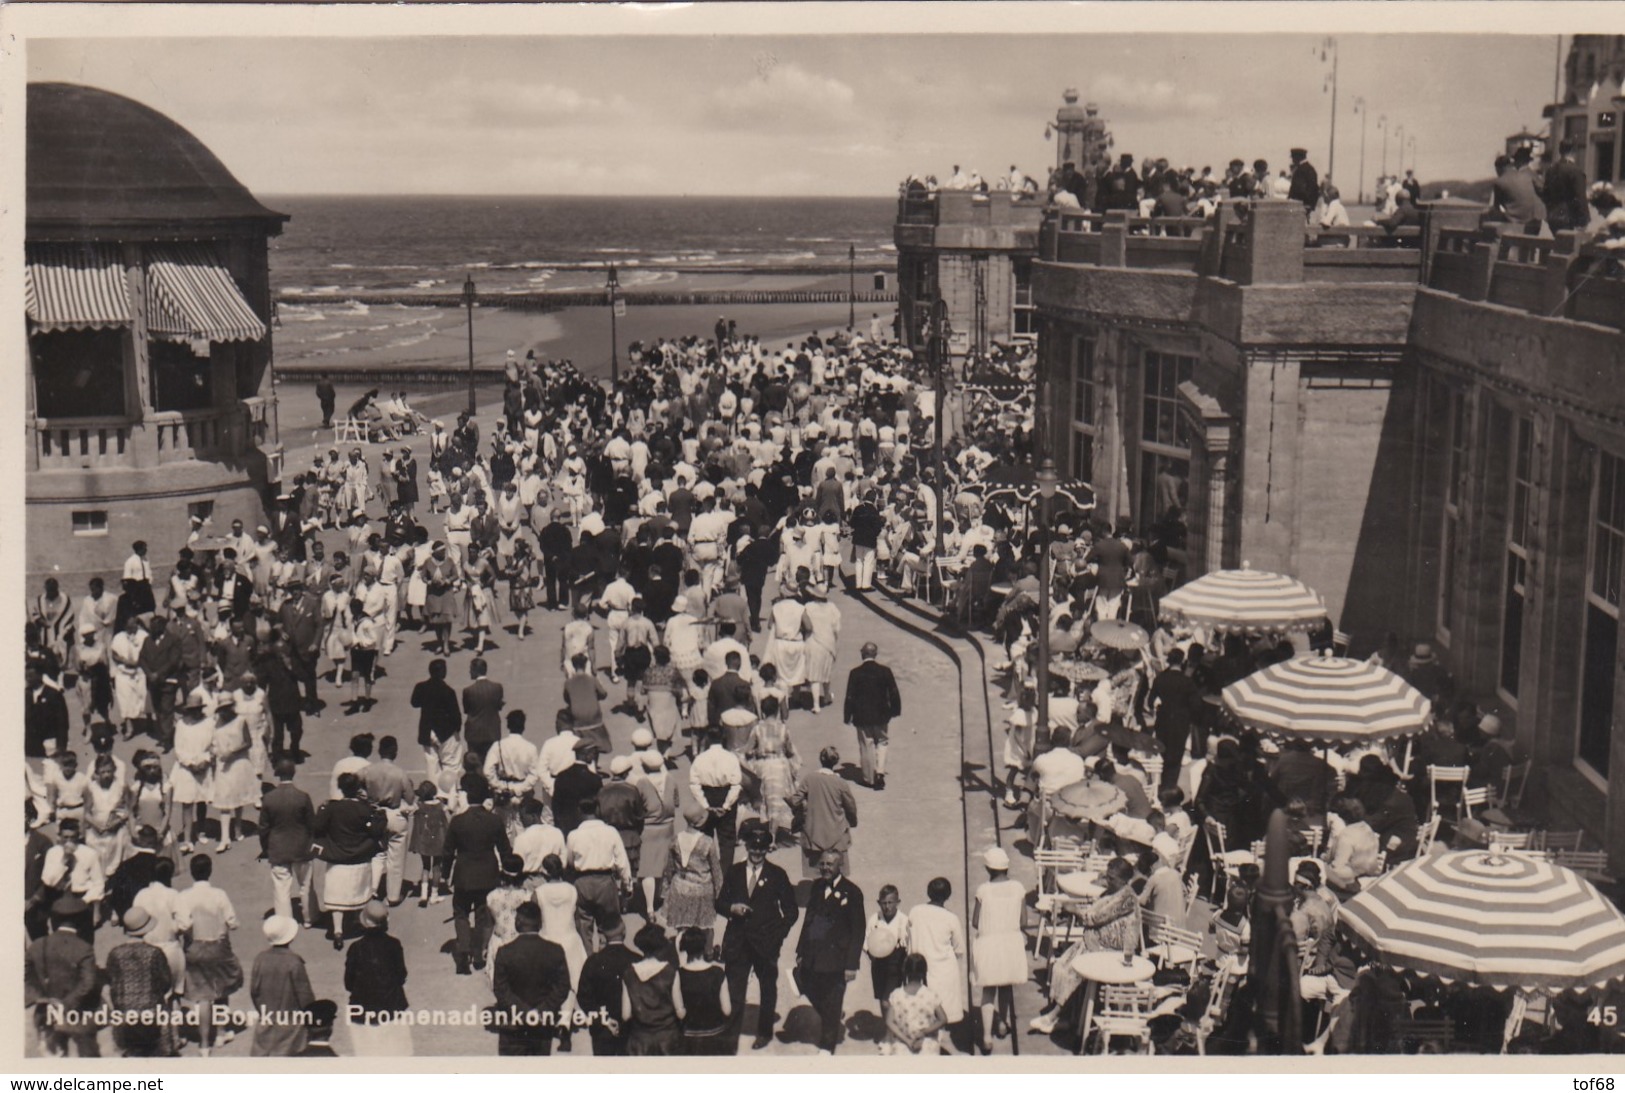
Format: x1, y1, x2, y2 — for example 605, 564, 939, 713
277, 288, 899, 310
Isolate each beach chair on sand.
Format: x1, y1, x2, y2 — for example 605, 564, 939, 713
334, 417, 370, 445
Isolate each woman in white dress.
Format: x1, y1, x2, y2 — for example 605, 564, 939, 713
763, 589, 809, 694
85, 754, 131, 878
662, 599, 705, 678
209, 696, 258, 852
907, 877, 967, 1034
802, 588, 842, 711
970, 848, 1029, 1053
534, 854, 589, 991
320, 574, 355, 686
109, 617, 149, 740
167, 695, 215, 855
231, 674, 274, 785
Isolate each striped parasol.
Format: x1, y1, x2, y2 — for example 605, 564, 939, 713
1220, 655, 1432, 746
980, 480, 1095, 513
1159, 566, 1327, 635
1338, 851, 1625, 992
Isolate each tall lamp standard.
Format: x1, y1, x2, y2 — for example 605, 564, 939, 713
847, 244, 856, 332
1352, 97, 1368, 205
1378, 115, 1388, 180
1406, 135, 1417, 178
1319, 37, 1339, 187
606, 265, 620, 385
462, 275, 477, 416
1035, 458, 1059, 741
931, 297, 951, 562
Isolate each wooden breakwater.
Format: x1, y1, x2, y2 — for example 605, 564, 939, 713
277, 288, 899, 310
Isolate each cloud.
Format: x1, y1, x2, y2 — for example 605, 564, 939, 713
430, 76, 632, 127
706, 60, 858, 132
1086, 72, 1219, 118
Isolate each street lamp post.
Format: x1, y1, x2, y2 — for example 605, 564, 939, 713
606, 265, 620, 385
931, 297, 950, 563
1406, 135, 1417, 178
462, 275, 477, 416
1353, 97, 1368, 205
847, 244, 856, 332
1035, 458, 1059, 741
1378, 115, 1388, 180
1321, 37, 1339, 187
1393, 125, 1405, 182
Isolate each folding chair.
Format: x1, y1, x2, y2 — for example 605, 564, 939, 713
1552, 849, 1613, 883
1303, 825, 1326, 857
1428, 764, 1470, 821
1204, 817, 1255, 904
1146, 922, 1204, 978
1176, 827, 1199, 873
1501, 760, 1533, 811
1093, 984, 1156, 1055
334, 417, 369, 445
1531, 830, 1585, 853
1488, 830, 1532, 854
1141, 754, 1164, 791
1416, 814, 1442, 856
1194, 964, 1233, 1057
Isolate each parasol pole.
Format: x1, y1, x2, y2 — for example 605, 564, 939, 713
1251, 807, 1305, 1054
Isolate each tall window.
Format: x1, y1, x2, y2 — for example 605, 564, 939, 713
1139, 350, 1195, 539
1579, 450, 1624, 785
1438, 385, 1467, 641
1500, 414, 1535, 701
1070, 335, 1097, 483
30, 329, 127, 418
1012, 258, 1036, 339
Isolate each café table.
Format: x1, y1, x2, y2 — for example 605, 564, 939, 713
1055, 872, 1103, 900
1070, 950, 1155, 1054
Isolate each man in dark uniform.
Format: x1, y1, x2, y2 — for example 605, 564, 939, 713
1288, 147, 1320, 212
443, 780, 511, 975
315, 378, 337, 429
716, 824, 798, 1050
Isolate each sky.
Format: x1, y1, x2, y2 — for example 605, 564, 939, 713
28, 32, 1562, 197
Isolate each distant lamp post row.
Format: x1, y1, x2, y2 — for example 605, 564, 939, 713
1034, 457, 1060, 739
462, 275, 477, 416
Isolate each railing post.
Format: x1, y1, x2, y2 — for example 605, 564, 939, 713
1243, 201, 1307, 285
1101, 210, 1130, 268
1467, 241, 1497, 302
1542, 241, 1579, 318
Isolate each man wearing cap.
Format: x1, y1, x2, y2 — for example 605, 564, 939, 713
1287, 147, 1319, 212
315, 378, 337, 429
260, 758, 317, 926
275, 577, 324, 716
25, 895, 102, 1056
843, 641, 902, 791
597, 756, 649, 877
1401, 642, 1451, 706
716, 823, 799, 1050
796, 849, 867, 1055
105, 905, 175, 1057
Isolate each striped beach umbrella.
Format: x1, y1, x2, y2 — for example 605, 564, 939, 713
1158, 566, 1327, 635
1339, 851, 1625, 992
1220, 655, 1432, 746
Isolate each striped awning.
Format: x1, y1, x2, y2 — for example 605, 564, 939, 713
1221, 654, 1432, 745
1158, 566, 1328, 635
24, 243, 132, 333
1339, 851, 1625, 992
146, 243, 266, 343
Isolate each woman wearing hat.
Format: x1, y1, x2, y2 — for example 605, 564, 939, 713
638, 645, 685, 753
85, 754, 131, 878
802, 584, 843, 711
635, 747, 678, 917
420, 541, 461, 657
659, 800, 725, 950
169, 691, 216, 856
970, 846, 1027, 1052
319, 573, 354, 688
105, 906, 177, 1057
483, 853, 534, 983
210, 693, 258, 853
345, 900, 413, 1056
249, 915, 314, 1056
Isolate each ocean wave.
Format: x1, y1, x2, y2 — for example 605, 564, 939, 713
464, 262, 492, 269
329, 263, 356, 269
311, 330, 350, 343
787, 237, 838, 243
278, 305, 329, 322
339, 301, 371, 316
384, 328, 437, 350
306, 346, 353, 359
411, 279, 442, 289
879, 243, 897, 251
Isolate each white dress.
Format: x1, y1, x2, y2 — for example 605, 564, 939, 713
109, 631, 149, 722
764, 598, 809, 688
167, 717, 215, 806
535, 881, 589, 990
971, 879, 1029, 989
907, 902, 967, 1023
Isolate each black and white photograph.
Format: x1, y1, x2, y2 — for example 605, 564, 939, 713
8, 2, 1625, 1071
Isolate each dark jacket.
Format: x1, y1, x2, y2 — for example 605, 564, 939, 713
577, 941, 637, 1043
492, 933, 571, 1035
462, 678, 505, 750
260, 782, 317, 865
796, 876, 866, 974
25, 685, 70, 760
345, 929, 409, 1019
411, 677, 462, 748
706, 671, 757, 728
716, 858, 799, 961
444, 807, 512, 892
550, 763, 604, 836
843, 660, 902, 727
314, 797, 384, 866
276, 593, 324, 659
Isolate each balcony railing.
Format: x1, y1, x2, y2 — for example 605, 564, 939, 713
30, 402, 258, 473
895, 189, 1045, 229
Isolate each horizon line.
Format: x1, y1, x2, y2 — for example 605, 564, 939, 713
261, 191, 899, 201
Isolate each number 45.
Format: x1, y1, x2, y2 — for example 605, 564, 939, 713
1587, 1006, 1619, 1027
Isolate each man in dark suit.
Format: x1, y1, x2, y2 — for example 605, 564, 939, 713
275, 578, 324, 715
410, 658, 462, 773
715, 824, 798, 1050
259, 758, 317, 925
491, 902, 571, 1055
24, 896, 102, 1057
575, 914, 637, 1055
443, 779, 511, 974
1287, 147, 1319, 212
461, 657, 504, 763
137, 617, 183, 750
842, 641, 902, 790
707, 652, 757, 730
1147, 647, 1203, 791
795, 850, 866, 1055
25, 664, 69, 760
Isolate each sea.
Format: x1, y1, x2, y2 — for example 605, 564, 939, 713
265, 194, 898, 298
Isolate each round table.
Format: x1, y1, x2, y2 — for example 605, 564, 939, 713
1069, 952, 1155, 1054
1055, 872, 1103, 899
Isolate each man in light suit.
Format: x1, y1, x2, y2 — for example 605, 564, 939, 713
789, 747, 858, 879
795, 850, 866, 1055
715, 823, 798, 1050
842, 641, 902, 789
259, 758, 316, 925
